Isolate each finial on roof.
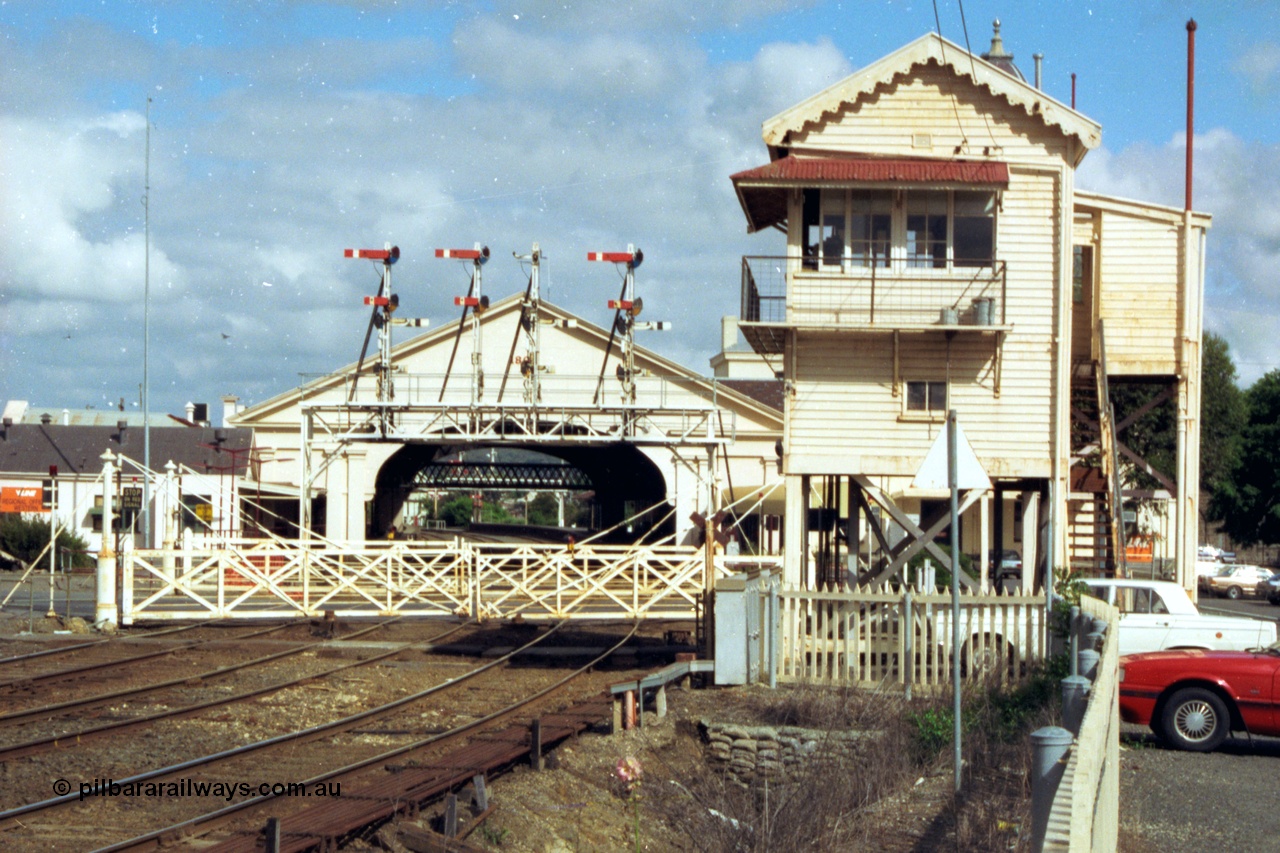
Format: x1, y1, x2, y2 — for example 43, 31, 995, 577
988, 19, 1008, 59
980, 18, 1025, 81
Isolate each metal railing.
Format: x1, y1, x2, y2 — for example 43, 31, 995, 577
741, 256, 1007, 328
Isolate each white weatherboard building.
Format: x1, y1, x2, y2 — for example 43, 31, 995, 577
231, 294, 784, 549
730, 29, 1208, 591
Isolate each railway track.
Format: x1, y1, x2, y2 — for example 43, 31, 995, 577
0, 622, 206, 668
0, 619, 453, 756
0, 622, 296, 691
0, 620, 643, 850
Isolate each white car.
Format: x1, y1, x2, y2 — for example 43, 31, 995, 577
1081, 578, 1276, 657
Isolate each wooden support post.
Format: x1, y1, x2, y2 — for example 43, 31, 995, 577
530, 718, 543, 770
444, 793, 459, 838
623, 689, 636, 729
611, 695, 622, 733
265, 818, 282, 853
656, 683, 667, 718
471, 774, 488, 811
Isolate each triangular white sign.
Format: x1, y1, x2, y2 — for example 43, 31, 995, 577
910, 422, 991, 491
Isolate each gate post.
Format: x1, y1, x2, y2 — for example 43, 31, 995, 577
95, 451, 118, 629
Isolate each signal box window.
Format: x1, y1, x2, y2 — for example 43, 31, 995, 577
905, 381, 947, 414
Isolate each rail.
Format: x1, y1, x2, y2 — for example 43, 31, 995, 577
1042, 594, 1120, 852
741, 255, 1008, 328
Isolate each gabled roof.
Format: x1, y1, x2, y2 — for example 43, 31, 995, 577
232, 295, 783, 428
762, 32, 1101, 155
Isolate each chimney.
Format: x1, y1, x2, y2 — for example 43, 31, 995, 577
192, 402, 209, 425
62, 408, 70, 425
185, 401, 196, 423
40, 413, 52, 425
221, 395, 241, 428
1034, 53, 1043, 90
721, 316, 740, 352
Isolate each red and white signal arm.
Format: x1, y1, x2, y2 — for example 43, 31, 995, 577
344, 246, 400, 263
435, 246, 490, 262
586, 251, 634, 263
364, 296, 391, 306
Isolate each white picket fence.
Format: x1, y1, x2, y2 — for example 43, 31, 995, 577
777, 584, 1047, 686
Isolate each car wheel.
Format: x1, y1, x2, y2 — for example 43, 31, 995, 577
1159, 687, 1230, 752
1226, 585, 1243, 600
961, 634, 1016, 679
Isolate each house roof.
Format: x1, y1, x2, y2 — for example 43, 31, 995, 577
731, 155, 1011, 233
761, 32, 1101, 154
0, 424, 254, 477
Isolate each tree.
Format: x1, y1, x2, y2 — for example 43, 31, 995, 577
527, 493, 561, 526
0, 514, 94, 569
1198, 332, 1246, 506
438, 495, 474, 527
1210, 369, 1280, 545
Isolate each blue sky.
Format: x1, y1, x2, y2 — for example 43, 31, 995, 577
3, 0, 1278, 417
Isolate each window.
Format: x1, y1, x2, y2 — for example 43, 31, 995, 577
850, 190, 892, 267
1072, 245, 1092, 304
954, 191, 996, 266
802, 188, 996, 270
906, 190, 947, 268
905, 381, 947, 414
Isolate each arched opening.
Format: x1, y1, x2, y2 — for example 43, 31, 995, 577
369, 442, 672, 542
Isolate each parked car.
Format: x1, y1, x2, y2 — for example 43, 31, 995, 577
1080, 579, 1277, 656
988, 549, 1022, 580
1202, 564, 1273, 599
1256, 571, 1280, 605
1119, 644, 1280, 751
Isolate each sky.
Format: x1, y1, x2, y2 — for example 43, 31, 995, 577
3, 0, 1279, 419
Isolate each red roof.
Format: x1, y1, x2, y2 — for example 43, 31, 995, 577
730, 155, 1009, 233
731, 155, 1009, 185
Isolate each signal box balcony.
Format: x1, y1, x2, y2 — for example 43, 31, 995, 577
737, 256, 1009, 354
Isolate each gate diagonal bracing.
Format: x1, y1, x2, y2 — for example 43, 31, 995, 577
120, 542, 721, 623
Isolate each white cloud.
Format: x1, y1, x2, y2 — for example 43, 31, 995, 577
0, 114, 185, 303
1233, 41, 1280, 95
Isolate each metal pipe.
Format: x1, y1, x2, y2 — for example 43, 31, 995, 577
1034, 53, 1043, 90
1030, 726, 1074, 849
1186, 19, 1197, 212
948, 409, 962, 794
1060, 675, 1090, 733
1071, 72, 1076, 109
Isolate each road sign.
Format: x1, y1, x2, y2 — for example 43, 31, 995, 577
910, 421, 990, 491
0, 487, 44, 513
121, 487, 143, 510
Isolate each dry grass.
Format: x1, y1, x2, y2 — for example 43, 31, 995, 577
653, 670, 1061, 853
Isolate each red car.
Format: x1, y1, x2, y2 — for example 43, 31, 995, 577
1118, 645, 1280, 751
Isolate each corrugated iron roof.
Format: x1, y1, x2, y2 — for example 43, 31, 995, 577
731, 155, 1009, 185
731, 155, 1008, 234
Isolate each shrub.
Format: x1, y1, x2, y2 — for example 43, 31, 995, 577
0, 513, 94, 569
